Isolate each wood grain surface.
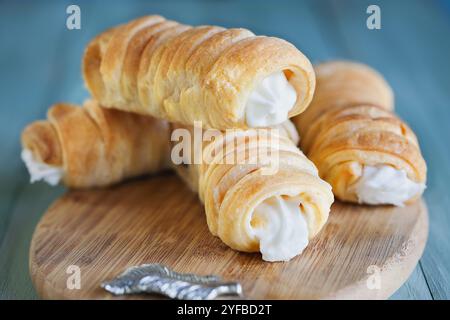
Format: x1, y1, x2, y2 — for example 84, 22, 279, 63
29, 174, 428, 300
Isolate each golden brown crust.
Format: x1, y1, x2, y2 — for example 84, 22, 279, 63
21, 100, 171, 188
170, 124, 333, 253
295, 61, 394, 141
21, 120, 62, 166
83, 15, 315, 129
293, 61, 426, 203
22, 105, 332, 255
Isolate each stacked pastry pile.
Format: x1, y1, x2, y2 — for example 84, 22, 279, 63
21, 15, 426, 262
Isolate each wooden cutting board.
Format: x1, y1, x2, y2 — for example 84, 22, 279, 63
29, 173, 428, 300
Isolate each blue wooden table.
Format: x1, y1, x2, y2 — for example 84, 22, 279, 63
0, 0, 449, 299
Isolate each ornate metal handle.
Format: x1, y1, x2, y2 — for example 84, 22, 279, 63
101, 264, 243, 300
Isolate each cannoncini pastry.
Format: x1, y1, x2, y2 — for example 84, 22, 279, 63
21, 100, 171, 188
170, 122, 333, 262
83, 15, 315, 129
293, 61, 427, 206
21, 102, 333, 262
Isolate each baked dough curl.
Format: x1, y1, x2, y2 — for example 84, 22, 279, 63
22, 102, 332, 260
21, 100, 170, 188
83, 15, 315, 129
293, 61, 426, 205
171, 123, 333, 254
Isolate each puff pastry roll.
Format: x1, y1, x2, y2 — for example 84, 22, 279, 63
21, 100, 170, 188
22, 103, 332, 261
293, 61, 426, 206
83, 15, 315, 129
171, 123, 333, 261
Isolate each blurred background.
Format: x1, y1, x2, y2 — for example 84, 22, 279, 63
0, 0, 449, 299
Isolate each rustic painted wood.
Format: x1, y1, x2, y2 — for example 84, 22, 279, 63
29, 174, 428, 300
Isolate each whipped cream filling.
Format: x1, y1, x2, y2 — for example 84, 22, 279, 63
21, 149, 63, 186
351, 165, 426, 206
245, 71, 297, 127
250, 196, 308, 262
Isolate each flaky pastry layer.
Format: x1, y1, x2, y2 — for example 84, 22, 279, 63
293, 61, 426, 203
83, 15, 315, 129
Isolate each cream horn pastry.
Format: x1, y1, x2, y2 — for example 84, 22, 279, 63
21, 102, 333, 262
170, 122, 333, 261
83, 15, 315, 129
21, 100, 171, 188
293, 61, 427, 206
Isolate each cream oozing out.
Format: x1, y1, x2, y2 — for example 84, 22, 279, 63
350, 165, 426, 207
249, 196, 308, 262
245, 72, 297, 127
21, 149, 63, 186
